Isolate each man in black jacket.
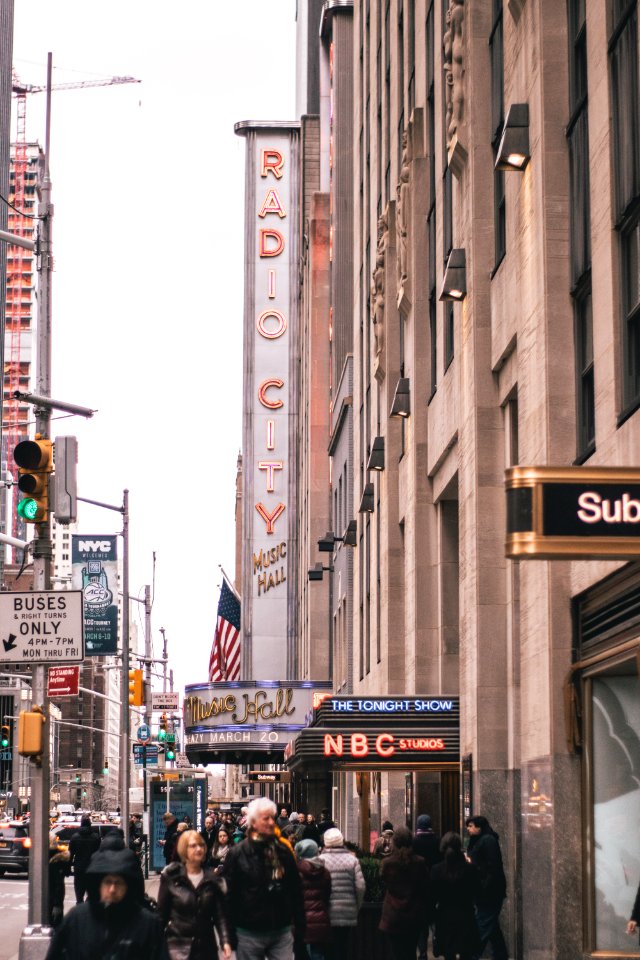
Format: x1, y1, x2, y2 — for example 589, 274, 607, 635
69, 816, 100, 904
222, 797, 304, 960
159, 811, 179, 866
45, 847, 168, 960
466, 815, 508, 960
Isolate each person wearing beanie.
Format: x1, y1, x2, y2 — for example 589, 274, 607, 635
295, 840, 332, 960
69, 816, 100, 904
319, 829, 365, 960
373, 820, 395, 858
412, 814, 441, 960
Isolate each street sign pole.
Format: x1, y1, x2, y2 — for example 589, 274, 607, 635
27, 53, 54, 929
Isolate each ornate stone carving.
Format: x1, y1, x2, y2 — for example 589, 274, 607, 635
443, 0, 465, 148
396, 131, 411, 292
372, 212, 388, 373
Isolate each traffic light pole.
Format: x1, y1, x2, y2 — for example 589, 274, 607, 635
27, 53, 54, 928
76, 490, 131, 831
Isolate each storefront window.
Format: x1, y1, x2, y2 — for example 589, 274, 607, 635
593, 676, 640, 952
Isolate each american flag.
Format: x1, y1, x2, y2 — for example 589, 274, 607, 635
209, 579, 241, 682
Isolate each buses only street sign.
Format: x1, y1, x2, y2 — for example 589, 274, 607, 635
0, 591, 84, 665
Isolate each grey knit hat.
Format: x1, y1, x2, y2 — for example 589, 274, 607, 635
295, 839, 319, 859
322, 827, 344, 847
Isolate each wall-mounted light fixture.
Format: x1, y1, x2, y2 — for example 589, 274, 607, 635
367, 436, 385, 471
389, 378, 411, 419
359, 482, 375, 513
439, 249, 466, 302
318, 523, 358, 552
495, 103, 530, 171
308, 562, 330, 581
343, 519, 358, 546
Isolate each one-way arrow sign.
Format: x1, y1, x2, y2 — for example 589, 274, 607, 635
3, 634, 17, 653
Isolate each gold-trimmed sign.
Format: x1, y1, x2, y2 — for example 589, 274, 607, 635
506, 466, 640, 559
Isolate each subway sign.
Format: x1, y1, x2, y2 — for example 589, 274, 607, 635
506, 467, 640, 559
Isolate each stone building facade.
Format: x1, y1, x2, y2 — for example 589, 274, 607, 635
341, 0, 640, 957
238, 1, 640, 953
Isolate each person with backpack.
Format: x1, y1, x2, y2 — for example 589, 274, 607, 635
372, 821, 394, 858
379, 826, 429, 960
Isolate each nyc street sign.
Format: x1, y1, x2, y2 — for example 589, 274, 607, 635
0, 591, 84, 665
506, 466, 640, 559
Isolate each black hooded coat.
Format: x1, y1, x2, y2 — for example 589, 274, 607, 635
45, 848, 169, 960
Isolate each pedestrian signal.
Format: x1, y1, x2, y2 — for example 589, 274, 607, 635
14, 436, 53, 523
128, 669, 144, 707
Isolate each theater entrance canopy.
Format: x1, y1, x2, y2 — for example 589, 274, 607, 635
285, 695, 460, 772
184, 681, 331, 766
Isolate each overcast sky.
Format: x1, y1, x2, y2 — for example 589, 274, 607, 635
11, 1, 297, 698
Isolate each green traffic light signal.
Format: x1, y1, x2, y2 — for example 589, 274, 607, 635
0, 725, 10, 748
158, 727, 167, 741
17, 498, 39, 521
166, 747, 175, 761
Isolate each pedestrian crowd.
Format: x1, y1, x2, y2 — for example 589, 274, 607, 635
44, 799, 515, 960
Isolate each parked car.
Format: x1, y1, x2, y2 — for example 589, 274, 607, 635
51, 821, 119, 853
0, 822, 31, 876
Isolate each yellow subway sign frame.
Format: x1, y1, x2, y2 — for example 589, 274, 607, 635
505, 466, 640, 559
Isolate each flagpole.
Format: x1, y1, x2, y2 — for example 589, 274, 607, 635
218, 564, 241, 602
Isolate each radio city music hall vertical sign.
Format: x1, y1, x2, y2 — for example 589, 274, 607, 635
235, 121, 300, 680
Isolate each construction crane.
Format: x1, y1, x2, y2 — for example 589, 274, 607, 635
3, 71, 141, 549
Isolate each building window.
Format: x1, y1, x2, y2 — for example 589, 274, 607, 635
490, 0, 505, 269
610, 0, 640, 413
567, 0, 594, 458
407, 0, 415, 114
427, 1, 437, 397
444, 301, 454, 371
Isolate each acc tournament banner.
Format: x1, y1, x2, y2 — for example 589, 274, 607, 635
72, 535, 118, 655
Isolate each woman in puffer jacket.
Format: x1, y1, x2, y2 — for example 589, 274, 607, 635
319, 828, 365, 960
295, 839, 332, 960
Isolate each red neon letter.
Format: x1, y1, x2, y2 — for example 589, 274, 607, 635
257, 310, 287, 340
258, 379, 284, 409
258, 189, 286, 219
255, 502, 286, 535
375, 734, 395, 757
351, 734, 369, 758
261, 149, 284, 179
324, 734, 343, 756
258, 461, 283, 493
259, 229, 285, 257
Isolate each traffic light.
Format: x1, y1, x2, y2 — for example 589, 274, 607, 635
103, 758, 109, 774
17, 707, 45, 758
128, 669, 143, 707
13, 435, 53, 523
0, 724, 10, 748
165, 744, 176, 761
52, 435, 78, 524
158, 713, 167, 741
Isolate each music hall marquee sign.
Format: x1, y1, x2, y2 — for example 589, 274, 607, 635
184, 681, 330, 765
